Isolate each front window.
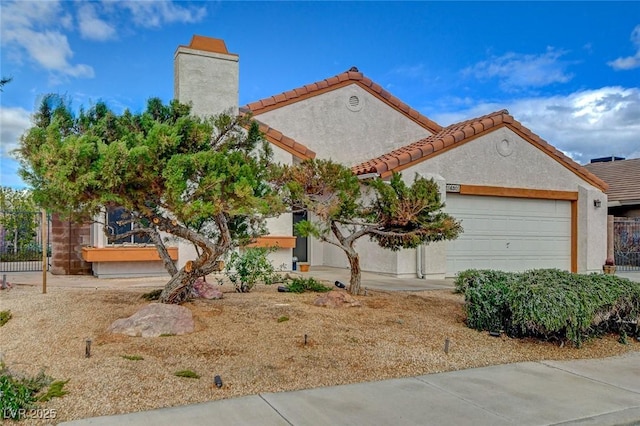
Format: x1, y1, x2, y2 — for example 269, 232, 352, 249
106, 207, 151, 244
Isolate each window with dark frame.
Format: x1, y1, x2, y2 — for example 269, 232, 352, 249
105, 206, 151, 244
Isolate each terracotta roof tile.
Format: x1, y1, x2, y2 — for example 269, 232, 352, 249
245, 119, 316, 160
243, 69, 442, 133
584, 158, 640, 202
352, 110, 608, 192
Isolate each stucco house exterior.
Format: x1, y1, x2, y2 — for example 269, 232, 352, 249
73, 35, 609, 279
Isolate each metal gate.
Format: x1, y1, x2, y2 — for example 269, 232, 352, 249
0, 210, 50, 272
614, 217, 640, 271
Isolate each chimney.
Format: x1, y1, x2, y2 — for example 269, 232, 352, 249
174, 35, 239, 117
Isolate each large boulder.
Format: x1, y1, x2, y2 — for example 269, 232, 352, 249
108, 303, 194, 337
314, 290, 362, 308
190, 278, 223, 300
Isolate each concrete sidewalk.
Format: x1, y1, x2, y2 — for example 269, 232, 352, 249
60, 351, 640, 426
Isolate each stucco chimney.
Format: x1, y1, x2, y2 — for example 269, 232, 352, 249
174, 35, 239, 117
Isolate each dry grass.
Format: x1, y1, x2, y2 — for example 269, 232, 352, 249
1, 283, 638, 424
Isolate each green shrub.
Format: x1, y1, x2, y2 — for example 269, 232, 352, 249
0, 364, 67, 420
285, 277, 331, 294
454, 269, 511, 294
0, 310, 11, 327
225, 247, 278, 293
174, 369, 199, 379
460, 268, 640, 347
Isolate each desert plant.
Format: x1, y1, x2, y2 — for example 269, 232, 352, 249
277, 316, 289, 323
0, 310, 12, 327
0, 363, 66, 419
122, 355, 144, 361
225, 247, 278, 292
174, 369, 199, 379
38, 380, 69, 402
285, 277, 331, 294
460, 268, 640, 347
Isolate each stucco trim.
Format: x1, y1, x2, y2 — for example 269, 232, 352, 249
571, 200, 578, 273
81, 247, 178, 262
246, 236, 297, 249
459, 184, 579, 201
456, 184, 578, 273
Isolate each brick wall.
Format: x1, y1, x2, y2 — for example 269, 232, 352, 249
50, 214, 92, 275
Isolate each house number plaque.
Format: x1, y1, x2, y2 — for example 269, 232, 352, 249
445, 184, 461, 193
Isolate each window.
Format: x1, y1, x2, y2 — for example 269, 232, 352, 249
106, 207, 151, 244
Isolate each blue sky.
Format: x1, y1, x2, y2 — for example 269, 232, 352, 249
1, 1, 639, 188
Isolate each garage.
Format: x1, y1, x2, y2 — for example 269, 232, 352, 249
445, 194, 572, 276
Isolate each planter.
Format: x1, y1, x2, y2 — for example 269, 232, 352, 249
299, 263, 310, 272
603, 265, 617, 274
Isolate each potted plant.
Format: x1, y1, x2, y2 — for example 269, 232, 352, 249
603, 256, 616, 274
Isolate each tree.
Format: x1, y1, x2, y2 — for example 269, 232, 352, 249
281, 159, 462, 295
18, 95, 283, 303
0, 187, 39, 257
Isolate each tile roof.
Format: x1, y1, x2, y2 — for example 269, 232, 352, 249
352, 110, 608, 192
242, 68, 442, 134
584, 158, 640, 203
252, 119, 316, 160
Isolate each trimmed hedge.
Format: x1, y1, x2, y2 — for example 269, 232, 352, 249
456, 269, 640, 347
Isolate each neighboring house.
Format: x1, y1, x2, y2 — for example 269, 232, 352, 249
72, 35, 609, 279
584, 157, 640, 217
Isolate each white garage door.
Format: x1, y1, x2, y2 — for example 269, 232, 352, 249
445, 194, 571, 276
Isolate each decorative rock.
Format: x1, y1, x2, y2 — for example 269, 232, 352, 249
108, 303, 194, 337
313, 290, 361, 308
190, 278, 223, 299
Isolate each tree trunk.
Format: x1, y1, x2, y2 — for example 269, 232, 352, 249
347, 251, 362, 295
159, 267, 199, 304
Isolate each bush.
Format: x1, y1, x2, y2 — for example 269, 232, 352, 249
285, 277, 331, 294
459, 269, 640, 347
225, 247, 278, 293
0, 363, 67, 420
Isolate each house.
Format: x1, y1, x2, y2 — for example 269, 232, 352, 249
65, 35, 608, 279
584, 157, 640, 217
584, 157, 640, 270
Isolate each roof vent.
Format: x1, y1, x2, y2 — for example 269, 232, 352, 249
346, 94, 362, 112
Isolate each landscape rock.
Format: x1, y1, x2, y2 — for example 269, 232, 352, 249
108, 303, 194, 337
190, 278, 223, 300
313, 290, 362, 308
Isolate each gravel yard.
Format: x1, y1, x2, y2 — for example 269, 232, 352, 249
1, 282, 638, 424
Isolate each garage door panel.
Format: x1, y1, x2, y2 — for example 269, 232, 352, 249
446, 195, 571, 275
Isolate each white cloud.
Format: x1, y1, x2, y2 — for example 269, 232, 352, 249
608, 25, 640, 70
0, 106, 32, 159
77, 3, 116, 41
429, 87, 640, 164
0, 0, 94, 79
464, 47, 573, 91
120, 1, 207, 28
0, 1, 206, 81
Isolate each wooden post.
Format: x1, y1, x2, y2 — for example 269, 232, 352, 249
42, 209, 47, 294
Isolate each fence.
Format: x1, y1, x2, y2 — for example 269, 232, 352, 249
0, 210, 50, 272
613, 217, 640, 271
